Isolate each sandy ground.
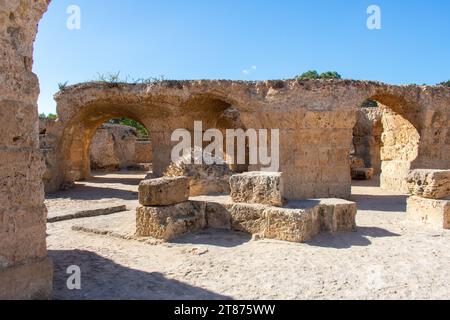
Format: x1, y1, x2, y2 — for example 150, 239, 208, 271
45, 171, 141, 220
46, 173, 450, 300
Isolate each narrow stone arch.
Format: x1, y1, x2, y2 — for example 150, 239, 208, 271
56, 102, 159, 186
353, 94, 421, 192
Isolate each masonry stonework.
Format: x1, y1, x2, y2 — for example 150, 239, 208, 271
40, 81, 450, 198
0, 0, 52, 299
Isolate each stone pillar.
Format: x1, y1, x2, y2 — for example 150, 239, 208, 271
150, 130, 173, 176
0, 0, 52, 299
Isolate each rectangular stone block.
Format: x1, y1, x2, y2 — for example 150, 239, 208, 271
406, 169, 450, 200
226, 203, 321, 243
138, 177, 189, 206
229, 172, 284, 207
318, 199, 357, 232
136, 201, 206, 241
406, 196, 450, 229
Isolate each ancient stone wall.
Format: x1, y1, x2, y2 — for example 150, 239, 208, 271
353, 106, 383, 174
0, 0, 52, 299
44, 80, 450, 199
134, 140, 153, 164
90, 124, 137, 171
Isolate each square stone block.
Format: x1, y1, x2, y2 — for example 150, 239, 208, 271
204, 201, 232, 230
407, 196, 450, 229
318, 199, 358, 232
139, 177, 189, 206
406, 169, 450, 200
136, 201, 205, 241
229, 172, 284, 207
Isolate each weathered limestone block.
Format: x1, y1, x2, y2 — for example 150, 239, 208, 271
226, 203, 320, 243
230, 172, 284, 207
204, 201, 232, 230
0, 0, 51, 300
139, 177, 189, 206
134, 140, 153, 163
135, 202, 206, 241
90, 124, 137, 171
164, 147, 233, 196
406, 169, 450, 200
262, 206, 321, 242
406, 196, 450, 229
318, 199, 358, 232
351, 167, 374, 180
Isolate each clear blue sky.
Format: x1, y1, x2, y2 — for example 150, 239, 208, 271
34, 0, 450, 114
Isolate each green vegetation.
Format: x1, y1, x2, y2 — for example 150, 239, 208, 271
108, 118, 149, 139
95, 72, 167, 85
296, 70, 342, 80
39, 113, 57, 120
439, 80, 450, 87
97, 72, 121, 84
58, 81, 68, 91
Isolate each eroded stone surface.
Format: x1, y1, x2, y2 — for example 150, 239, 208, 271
90, 124, 137, 171
136, 202, 206, 241
0, 0, 52, 300
164, 147, 233, 196
407, 169, 450, 200
139, 177, 189, 206
230, 172, 284, 207
407, 196, 450, 229
38, 77, 450, 199
137, 196, 357, 243
318, 199, 358, 232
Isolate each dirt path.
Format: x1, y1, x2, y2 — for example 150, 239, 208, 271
46, 173, 450, 300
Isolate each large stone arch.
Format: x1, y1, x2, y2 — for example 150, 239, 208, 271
2, 0, 450, 299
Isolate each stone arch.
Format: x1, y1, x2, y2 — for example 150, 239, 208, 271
178, 94, 251, 172
58, 102, 157, 184
354, 93, 421, 192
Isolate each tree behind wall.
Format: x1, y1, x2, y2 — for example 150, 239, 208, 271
108, 118, 149, 139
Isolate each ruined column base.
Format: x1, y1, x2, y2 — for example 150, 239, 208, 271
136, 197, 357, 243
406, 196, 450, 229
0, 258, 53, 300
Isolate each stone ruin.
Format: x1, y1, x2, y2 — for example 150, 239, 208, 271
163, 147, 234, 196
1, 0, 450, 300
40, 120, 153, 177
136, 173, 357, 243
406, 169, 450, 229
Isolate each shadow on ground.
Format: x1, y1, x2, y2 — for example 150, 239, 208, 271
89, 174, 144, 186
49, 249, 232, 300
46, 185, 138, 201
350, 194, 408, 212
306, 226, 401, 249
172, 229, 252, 248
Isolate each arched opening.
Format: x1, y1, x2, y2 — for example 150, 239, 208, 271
58, 102, 154, 183
165, 95, 250, 196
351, 96, 420, 193
89, 118, 153, 174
